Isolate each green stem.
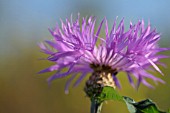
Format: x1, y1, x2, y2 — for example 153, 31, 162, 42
91, 100, 103, 113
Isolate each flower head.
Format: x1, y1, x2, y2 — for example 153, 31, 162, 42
39, 14, 169, 93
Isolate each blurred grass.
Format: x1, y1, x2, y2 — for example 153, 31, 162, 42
0, 37, 170, 113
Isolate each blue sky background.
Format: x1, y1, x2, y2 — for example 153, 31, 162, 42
0, 0, 170, 56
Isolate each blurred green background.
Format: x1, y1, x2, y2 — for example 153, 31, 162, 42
0, 0, 170, 113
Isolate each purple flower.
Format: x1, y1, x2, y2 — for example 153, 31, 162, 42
39, 14, 169, 92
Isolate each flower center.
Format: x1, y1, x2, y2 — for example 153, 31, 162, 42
84, 64, 118, 97
90, 63, 118, 75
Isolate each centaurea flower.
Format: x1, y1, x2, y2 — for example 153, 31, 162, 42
39, 14, 168, 94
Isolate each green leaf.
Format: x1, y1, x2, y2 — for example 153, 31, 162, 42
123, 96, 166, 113
89, 86, 169, 113
92, 86, 123, 103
